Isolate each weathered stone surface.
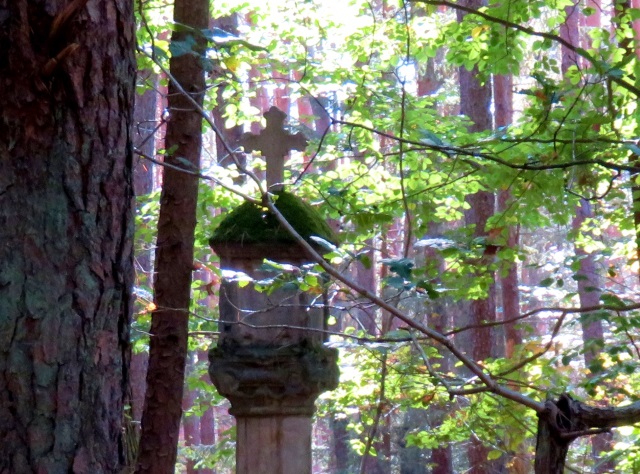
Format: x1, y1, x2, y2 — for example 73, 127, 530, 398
240, 106, 307, 192
236, 416, 313, 474
209, 342, 338, 417
213, 238, 331, 347
208, 107, 339, 474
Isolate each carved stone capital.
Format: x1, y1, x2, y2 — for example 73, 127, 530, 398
209, 341, 339, 417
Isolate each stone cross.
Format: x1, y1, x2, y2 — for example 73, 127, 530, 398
240, 106, 308, 192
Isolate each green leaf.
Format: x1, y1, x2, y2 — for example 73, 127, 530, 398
169, 36, 197, 57
601, 293, 625, 307
416, 280, 440, 299
357, 253, 372, 269
487, 450, 503, 461
606, 68, 624, 78
624, 143, 640, 156
539, 277, 554, 287
384, 329, 410, 340
381, 258, 414, 279
384, 275, 409, 289
151, 45, 169, 60
201, 27, 267, 51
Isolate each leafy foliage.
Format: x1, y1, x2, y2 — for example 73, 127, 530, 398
133, 0, 640, 470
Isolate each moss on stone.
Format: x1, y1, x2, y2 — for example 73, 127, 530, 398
209, 191, 338, 246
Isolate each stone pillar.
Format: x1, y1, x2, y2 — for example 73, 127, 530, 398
208, 242, 339, 474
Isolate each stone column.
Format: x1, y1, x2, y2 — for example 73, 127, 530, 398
208, 243, 339, 474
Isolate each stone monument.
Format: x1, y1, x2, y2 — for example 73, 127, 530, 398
208, 107, 339, 474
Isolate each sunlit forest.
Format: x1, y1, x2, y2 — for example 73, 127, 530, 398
3, 0, 640, 472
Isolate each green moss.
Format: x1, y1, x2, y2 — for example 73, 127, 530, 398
209, 191, 338, 246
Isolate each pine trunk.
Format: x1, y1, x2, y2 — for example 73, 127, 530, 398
0, 0, 135, 471
457, 1, 501, 471
135, 0, 209, 471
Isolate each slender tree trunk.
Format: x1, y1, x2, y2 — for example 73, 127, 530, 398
210, 14, 244, 173
135, 0, 209, 471
130, 71, 157, 435
560, 4, 613, 469
572, 200, 613, 471
619, 2, 640, 282
457, 1, 500, 472
183, 355, 200, 474
494, 74, 521, 357
0, 1, 135, 471
428, 297, 454, 474
331, 417, 352, 473
197, 350, 215, 474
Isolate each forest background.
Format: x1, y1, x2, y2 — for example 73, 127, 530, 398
3, 0, 640, 473
131, 0, 640, 471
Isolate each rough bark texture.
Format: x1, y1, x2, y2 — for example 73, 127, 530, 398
135, 0, 209, 471
534, 398, 573, 474
0, 0, 135, 472
534, 394, 640, 473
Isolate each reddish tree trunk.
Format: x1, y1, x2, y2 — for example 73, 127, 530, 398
618, 0, 640, 284
135, 0, 209, 471
133, 76, 158, 196
457, 1, 499, 471
210, 15, 244, 171
572, 200, 613, 471
428, 302, 454, 474
197, 350, 215, 474
0, 0, 135, 471
331, 417, 352, 473
198, 405, 216, 474
129, 73, 157, 436
561, 5, 612, 469
183, 356, 200, 474
494, 73, 522, 357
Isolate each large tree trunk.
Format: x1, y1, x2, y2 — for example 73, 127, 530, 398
135, 0, 209, 471
0, 0, 135, 472
534, 396, 575, 474
535, 394, 640, 473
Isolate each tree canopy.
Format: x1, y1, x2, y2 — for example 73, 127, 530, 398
132, 0, 640, 471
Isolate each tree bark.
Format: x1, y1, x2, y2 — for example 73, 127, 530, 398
0, 0, 136, 472
457, 2, 499, 472
210, 14, 244, 173
535, 394, 640, 473
135, 0, 209, 471
183, 359, 200, 474
331, 417, 353, 473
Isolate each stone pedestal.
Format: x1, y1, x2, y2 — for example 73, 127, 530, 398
210, 343, 338, 474
208, 241, 339, 474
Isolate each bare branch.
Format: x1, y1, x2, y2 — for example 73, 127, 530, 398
262, 192, 545, 412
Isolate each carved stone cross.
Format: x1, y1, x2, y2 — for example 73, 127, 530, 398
240, 106, 308, 192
